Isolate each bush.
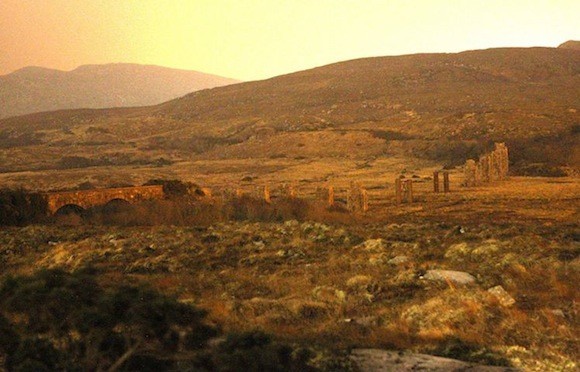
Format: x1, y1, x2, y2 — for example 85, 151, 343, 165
191, 331, 317, 372
430, 337, 511, 367
0, 188, 47, 226
513, 163, 568, 177
0, 269, 216, 371
143, 179, 200, 197
411, 140, 493, 166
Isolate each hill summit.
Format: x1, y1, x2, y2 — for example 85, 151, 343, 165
0, 63, 240, 119
558, 40, 580, 50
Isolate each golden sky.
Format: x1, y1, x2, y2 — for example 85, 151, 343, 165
1, 0, 578, 80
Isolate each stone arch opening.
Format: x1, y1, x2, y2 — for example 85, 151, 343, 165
101, 198, 133, 214
54, 204, 85, 216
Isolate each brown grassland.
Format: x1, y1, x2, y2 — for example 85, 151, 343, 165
0, 170, 578, 370
0, 45, 578, 370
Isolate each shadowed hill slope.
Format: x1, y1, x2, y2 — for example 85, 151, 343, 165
0, 63, 240, 119
0, 46, 578, 173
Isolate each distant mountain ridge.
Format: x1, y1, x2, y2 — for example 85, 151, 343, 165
0, 63, 240, 119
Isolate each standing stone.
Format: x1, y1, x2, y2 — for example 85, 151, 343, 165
328, 186, 335, 207
361, 188, 369, 212
443, 172, 450, 193
433, 171, 440, 193
395, 178, 402, 204
464, 160, 477, 187
288, 185, 296, 198
404, 180, 413, 203
347, 182, 363, 212
264, 185, 271, 204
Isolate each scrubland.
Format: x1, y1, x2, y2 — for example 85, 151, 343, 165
0, 176, 578, 370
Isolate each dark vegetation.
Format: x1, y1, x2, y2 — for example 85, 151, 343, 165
430, 337, 510, 367
58, 155, 173, 170
0, 188, 47, 226
0, 130, 44, 148
0, 269, 318, 371
0, 182, 348, 227
70, 195, 346, 227
143, 179, 202, 197
410, 139, 494, 167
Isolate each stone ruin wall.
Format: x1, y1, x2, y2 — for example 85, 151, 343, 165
463, 143, 509, 187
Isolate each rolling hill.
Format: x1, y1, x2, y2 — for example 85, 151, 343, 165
0, 45, 578, 178
0, 63, 240, 119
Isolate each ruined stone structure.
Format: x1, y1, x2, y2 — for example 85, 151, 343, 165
433, 171, 450, 193
328, 186, 335, 207
284, 184, 297, 198
395, 179, 414, 203
263, 185, 271, 204
315, 186, 335, 207
463, 143, 509, 187
43, 185, 165, 215
347, 182, 367, 212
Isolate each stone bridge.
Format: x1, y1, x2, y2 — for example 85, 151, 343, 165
42, 185, 165, 215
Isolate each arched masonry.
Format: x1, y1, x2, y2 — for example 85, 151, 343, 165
42, 185, 165, 215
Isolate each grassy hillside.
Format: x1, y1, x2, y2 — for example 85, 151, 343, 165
0, 46, 578, 179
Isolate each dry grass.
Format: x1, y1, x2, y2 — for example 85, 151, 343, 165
0, 174, 578, 369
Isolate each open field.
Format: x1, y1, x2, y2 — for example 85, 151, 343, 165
1, 174, 578, 370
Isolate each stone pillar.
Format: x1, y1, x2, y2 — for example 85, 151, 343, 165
404, 180, 413, 203
433, 171, 440, 193
480, 154, 490, 183
443, 172, 450, 193
395, 178, 402, 204
287, 185, 296, 198
491, 150, 500, 182
496, 143, 509, 180
264, 185, 271, 204
464, 159, 477, 187
361, 188, 369, 212
347, 182, 362, 212
328, 186, 335, 207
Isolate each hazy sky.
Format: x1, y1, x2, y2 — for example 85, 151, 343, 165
1, 0, 578, 80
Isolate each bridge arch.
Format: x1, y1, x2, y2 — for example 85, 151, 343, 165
54, 204, 85, 216
101, 198, 133, 213
42, 185, 165, 215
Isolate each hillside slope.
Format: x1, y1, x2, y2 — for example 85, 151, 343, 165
0, 46, 578, 175
0, 63, 240, 119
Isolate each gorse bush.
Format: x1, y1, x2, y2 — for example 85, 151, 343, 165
0, 269, 217, 371
190, 331, 318, 372
0, 188, 47, 226
0, 270, 322, 371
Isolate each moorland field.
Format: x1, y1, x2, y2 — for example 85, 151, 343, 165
0, 44, 578, 370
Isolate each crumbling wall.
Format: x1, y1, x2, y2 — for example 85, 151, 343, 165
463, 143, 509, 187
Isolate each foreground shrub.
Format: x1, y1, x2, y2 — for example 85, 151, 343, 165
0, 269, 216, 371
191, 331, 318, 372
430, 337, 510, 367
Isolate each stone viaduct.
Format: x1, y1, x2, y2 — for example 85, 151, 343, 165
42, 185, 165, 215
